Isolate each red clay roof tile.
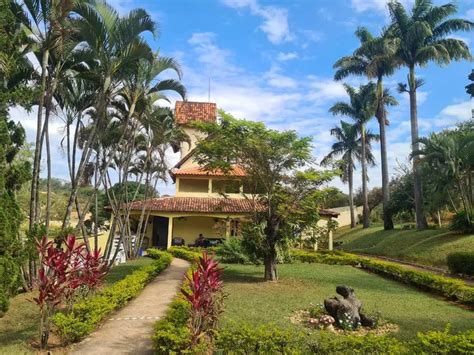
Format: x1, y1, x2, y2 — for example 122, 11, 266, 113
175, 101, 216, 125
171, 166, 246, 177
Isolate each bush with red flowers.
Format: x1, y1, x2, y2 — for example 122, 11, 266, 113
182, 251, 225, 347
34, 235, 108, 349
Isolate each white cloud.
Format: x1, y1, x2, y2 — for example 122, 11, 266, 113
221, 0, 293, 44
306, 76, 348, 102
437, 100, 473, 124
264, 65, 297, 89
351, 0, 413, 14
277, 52, 298, 61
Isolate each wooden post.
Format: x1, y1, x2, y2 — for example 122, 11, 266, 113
208, 179, 212, 194
167, 217, 173, 249
328, 217, 333, 251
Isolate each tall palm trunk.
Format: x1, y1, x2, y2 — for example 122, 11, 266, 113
376, 79, 393, 230
348, 164, 356, 228
408, 66, 428, 230
29, 50, 49, 232
361, 125, 370, 228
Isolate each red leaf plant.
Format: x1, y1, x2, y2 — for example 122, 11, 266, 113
34, 235, 108, 349
182, 251, 225, 347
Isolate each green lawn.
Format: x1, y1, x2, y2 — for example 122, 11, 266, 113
334, 225, 474, 268
0, 256, 154, 354
221, 263, 474, 340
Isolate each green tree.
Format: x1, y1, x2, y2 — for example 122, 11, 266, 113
194, 111, 334, 281
321, 121, 371, 228
466, 70, 474, 98
334, 26, 399, 230
415, 122, 474, 229
388, 0, 473, 229
329, 84, 379, 228
0, 0, 32, 314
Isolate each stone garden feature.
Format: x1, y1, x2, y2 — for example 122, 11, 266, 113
324, 285, 375, 329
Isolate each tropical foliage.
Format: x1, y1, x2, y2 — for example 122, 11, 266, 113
194, 111, 336, 280
329, 0, 472, 230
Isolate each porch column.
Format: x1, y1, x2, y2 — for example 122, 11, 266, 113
167, 217, 174, 249
328, 217, 333, 251
225, 219, 231, 239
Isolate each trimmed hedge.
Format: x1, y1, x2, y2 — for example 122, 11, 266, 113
52, 249, 172, 343
447, 252, 474, 276
156, 319, 474, 354
290, 250, 474, 306
153, 260, 194, 354
168, 246, 202, 262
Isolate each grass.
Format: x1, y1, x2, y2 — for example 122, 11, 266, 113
334, 225, 474, 268
104, 256, 155, 284
221, 263, 474, 340
0, 256, 154, 354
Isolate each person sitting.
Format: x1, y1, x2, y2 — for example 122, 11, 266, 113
195, 234, 205, 247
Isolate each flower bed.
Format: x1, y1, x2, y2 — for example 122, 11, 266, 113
51, 249, 172, 343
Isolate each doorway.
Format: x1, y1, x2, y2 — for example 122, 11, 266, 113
153, 216, 169, 248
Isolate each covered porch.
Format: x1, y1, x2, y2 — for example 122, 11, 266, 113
131, 212, 245, 249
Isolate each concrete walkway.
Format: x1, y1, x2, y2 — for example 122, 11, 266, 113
70, 258, 190, 355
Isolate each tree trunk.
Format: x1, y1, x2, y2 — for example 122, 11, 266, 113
376, 78, 393, 230
29, 50, 49, 233
264, 254, 277, 281
361, 126, 370, 228
44, 106, 52, 232
408, 66, 428, 230
348, 165, 356, 228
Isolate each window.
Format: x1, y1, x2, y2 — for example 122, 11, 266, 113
212, 179, 241, 194
230, 219, 241, 237
179, 178, 208, 193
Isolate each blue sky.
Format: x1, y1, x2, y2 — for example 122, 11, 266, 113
12, 0, 474, 195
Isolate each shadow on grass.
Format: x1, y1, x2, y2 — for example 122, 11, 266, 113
222, 266, 263, 284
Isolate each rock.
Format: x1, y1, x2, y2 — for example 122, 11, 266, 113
324, 285, 374, 330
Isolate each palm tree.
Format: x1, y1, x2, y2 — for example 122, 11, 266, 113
321, 121, 375, 228
61, 1, 157, 236
334, 27, 399, 230
329, 83, 379, 228
388, 0, 473, 230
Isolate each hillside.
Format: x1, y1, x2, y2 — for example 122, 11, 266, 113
334, 225, 474, 269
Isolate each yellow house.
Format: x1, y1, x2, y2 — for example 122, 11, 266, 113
128, 101, 339, 249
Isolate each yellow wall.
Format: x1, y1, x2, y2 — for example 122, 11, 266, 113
173, 216, 224, 245
130, 212, 247, 248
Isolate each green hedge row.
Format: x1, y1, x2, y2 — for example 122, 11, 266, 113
447, 252, 474, 276
290, 249, 474, 306
168, 246, 202, 262
153, 256, 194, 354
52, 249, 173, 343
214, 323, 474, 354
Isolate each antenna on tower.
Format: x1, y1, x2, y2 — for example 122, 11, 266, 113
208, 77, 211, 102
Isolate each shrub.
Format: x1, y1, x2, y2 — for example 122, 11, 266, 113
52, 249, 172, 343
290, 250, 474, 306
215, 238, 249, 264
35, 235, 107, 348
450, 210, 474, 234
182, 252, 224, 346
309, 332, 407, 354
0, 288, 8, 317
415, 326, 474, 354
153, 298, 191, 353
168, 246, 201, 262
447, 252, 474, 276
214, 323, 306, 353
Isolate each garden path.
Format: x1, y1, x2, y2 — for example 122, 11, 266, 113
69, 258, 190, 355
